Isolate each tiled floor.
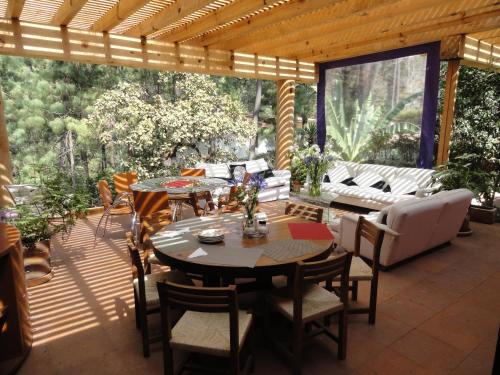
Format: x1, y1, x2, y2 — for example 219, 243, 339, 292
17, 202, 499, 375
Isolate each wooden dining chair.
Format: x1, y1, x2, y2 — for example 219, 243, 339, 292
126, 234, 193, 358
95, 180, 133, 238
332, 215, 385, 325
285, 201, 324, 223
157, 281, 255, 375
266, 252, 352, 375
0, 306, 7, 336
180, 168, 206, 177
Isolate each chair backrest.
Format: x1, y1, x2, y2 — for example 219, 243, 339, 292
181, 168, 206, 177
98, 180, 113, 209
0, 306, 7, 336
157, 281, 239, 353
132, 190, 170, 218
126, 233, 146, 302
285, 201, 323, 223
293, 253, 352, 321
113, 172, 138, 194
354, 216, 385, 272
188, 191, 214, 216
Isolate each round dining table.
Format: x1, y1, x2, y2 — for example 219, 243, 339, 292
150, 211, 334, 288
130, 176, 230, 220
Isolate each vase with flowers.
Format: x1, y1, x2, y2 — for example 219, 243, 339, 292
234, 173, 267, 237
302, 144, 334, 197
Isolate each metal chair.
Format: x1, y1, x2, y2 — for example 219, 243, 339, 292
95, 180, 133, 238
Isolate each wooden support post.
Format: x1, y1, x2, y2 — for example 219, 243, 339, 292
275, 80, 295, 170
0, 88, 14, 208
436, 59, 460, 166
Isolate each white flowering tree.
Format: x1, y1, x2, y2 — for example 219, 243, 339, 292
87, 73, 256, 177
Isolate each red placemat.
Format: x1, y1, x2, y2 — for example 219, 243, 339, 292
288, 222, 334, 240
161, 180, 194, 188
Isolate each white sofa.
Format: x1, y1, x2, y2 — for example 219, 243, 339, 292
331, 189, 473, 267
195, 158, 290, 202
307, 161, 436, 210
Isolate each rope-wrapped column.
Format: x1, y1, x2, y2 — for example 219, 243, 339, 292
275, 80, 295, 170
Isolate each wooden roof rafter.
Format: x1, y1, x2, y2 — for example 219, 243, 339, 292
124, 0, 215, 37
5, 0, 25, 19
91, 0, 151, 32
51, 0, 88, 26
156, 0, 286, 43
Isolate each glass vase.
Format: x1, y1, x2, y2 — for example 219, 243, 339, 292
309, 176, 321, 197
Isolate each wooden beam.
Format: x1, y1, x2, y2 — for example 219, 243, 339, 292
0, 19, 317, 83
260, 0, 497, 57
300, 9, 500, 62
275, 80, 295, 170
5, 0, 25, 19
214, 0, 408, 52
51, 0, 88, 26
436, 60, 460, 166
158, 0, 283, 43
440, 35, 465, 60
91, 0, 150, 32
0, 88, 14, 208
190, 0, 341, 47
124, 0, 214, 37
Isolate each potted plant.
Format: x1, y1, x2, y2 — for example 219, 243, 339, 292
302, 145, 334, 197
290, 156, 307, 193
469, 168, 498, 224
8, 170, 90, 285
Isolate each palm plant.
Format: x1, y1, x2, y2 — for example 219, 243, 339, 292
326, 83, 422, 162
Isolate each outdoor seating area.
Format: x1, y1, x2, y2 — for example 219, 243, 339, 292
0, 1, 499, 375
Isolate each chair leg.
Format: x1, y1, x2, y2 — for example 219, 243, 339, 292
351, 280, 358, 301
94, 211, 109, 238
292, 321, 303, 375
230, 350, 240, 375
368, 277, 379, 325
141, 310, 150, 357
133, 292, 140, 330
163, 342, 174, 375
338, 309, 348, 360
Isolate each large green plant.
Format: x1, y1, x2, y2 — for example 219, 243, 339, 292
326, 86, 422, 162
10, 169, 90, 246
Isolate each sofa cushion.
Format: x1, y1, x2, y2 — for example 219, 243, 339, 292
264, 175, 289, 188
196, 162, 231, 179
327, 165, 352, 184
389, 176, 419, 195
370, 192, 416, 205
352, 171, 384, 188
396, 167, 434, 188
357, 163, 399, 184
244, 158, 269, 173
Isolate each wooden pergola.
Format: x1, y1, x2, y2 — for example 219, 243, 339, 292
0, 0, 499, 206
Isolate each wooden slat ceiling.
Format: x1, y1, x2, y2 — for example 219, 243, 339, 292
0, 0, 499, 73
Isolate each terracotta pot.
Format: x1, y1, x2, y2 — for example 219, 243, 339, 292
457, 212, 472, 237
469, 205, 497, 225
291, 181, 302, 193
24, 240, 53, 287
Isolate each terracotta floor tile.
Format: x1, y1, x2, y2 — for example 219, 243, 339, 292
359, 348, 430, 375
390, 329, 468, 372
377, 295, 435, 327
452, 356, 493, 375
348, 312, 413, 347
418, 301, 499, 353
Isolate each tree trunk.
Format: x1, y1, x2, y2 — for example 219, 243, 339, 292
66, 130, 76, 187
81, 149, 89, 180
101, 144, 107, 172
249, 80, 262, 160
